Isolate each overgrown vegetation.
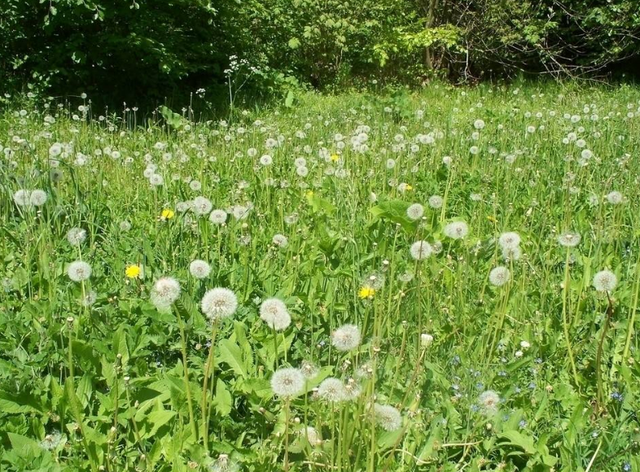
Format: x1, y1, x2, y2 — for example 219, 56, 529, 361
1, 83, 639, 471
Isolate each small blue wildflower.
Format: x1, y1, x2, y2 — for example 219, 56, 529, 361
498, 371, 508, 377
611, 392, 623, 402
519, 420, 527, 428
623, 463, 631, 471
451, 355, 461, 365
528, 382, 536, 389
535, 358, 543, 364
476, 382, 484, 391
470, 404, 479, 412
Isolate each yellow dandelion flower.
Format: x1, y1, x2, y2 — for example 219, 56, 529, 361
487, 215, 497, 223
125, 265, 141, 279
161, 209, 175, 220
330, 153, 340, 162
405, 184, 413, 191
305, 190, 314, 198
358, 286, 375, 299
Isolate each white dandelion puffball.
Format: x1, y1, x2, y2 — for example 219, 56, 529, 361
605, 191, 623, 204
444, 221, 469, 240
593, 270, 617, 292
474, 119, 486, 130
317, 377, 346, 402
300, 360, 319, 379
201, 287, 238, 321
272, 234, 288, 248
428, 195, 443, 208
81, 290, 97, 307
557, 232, 581, 247
410, 240, 433, 260
231, 205, 250, 220
150, 277, 181, 310
13, 189, 31, 207
501, 246, 521, 262
68, 261, 92, 282
374, 404, 402, 431
489, 266, 511, 286
119, 220, 132, 232
343, 379, 362, 401
192, 196, 213, 216
498, 231, 521, 250
331, 324, 361, 352
66, 227, 87, 246
260, 298, 291, 331
189, 260, 211, 279
302, 427, 322, 447
478, 390, 501, 414
209, 209, 227, 224
210, 454, 239, 472
259, 154, 273, 166
406, 203, 424, 221
271, 368, 305, 398
420, 333, 434, 347
29, 189, 48, 206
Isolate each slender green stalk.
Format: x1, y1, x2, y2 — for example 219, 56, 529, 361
561, 248, 580, 388
176, 310, 198, 439
596, 293, 615, 410
201, 322, 219, 451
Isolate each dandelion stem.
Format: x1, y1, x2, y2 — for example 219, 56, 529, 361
176, 309, 198, 439
561, 248, 580, 388
596, 293, 615, 410
202, 322, 219, 451
622, 260, 640, 360
284, 398, 291, 472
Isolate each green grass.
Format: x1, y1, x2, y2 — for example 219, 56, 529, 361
1, 82, 639, 472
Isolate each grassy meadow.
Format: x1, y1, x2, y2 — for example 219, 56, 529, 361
1, 83, 640, 471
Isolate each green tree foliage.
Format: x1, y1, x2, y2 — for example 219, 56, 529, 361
0, 0, 638, 101
0, 0, 221, 101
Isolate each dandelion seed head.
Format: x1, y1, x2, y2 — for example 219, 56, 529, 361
428, 195, 443, 209
66, 227, 87, 246
260, 298, 291, 331
29, 189, 48, 206
271, 368, 305, 398
331, 324, 361, 351
444, 221, 469, 239
189, 260, 212, 279
593, 270, 617, 292
605, 191, 623, 204
489, 266, 511, 286
557, 232, 581, 247
406, 203, 424, 221
317, 377, 346, 402
13, 189, 31, 207
302, 426, 322, 447
209, 209, 227, 224
192, 196, 213, 216
498, 232, 521, 250
272, 234, 288, 248
68, 261, 92, 282
151, 277, 181, 311
478, 390, 501, 414
201, 287, 238, 321
410, 240, 432, 260
374, 404, 402, 431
